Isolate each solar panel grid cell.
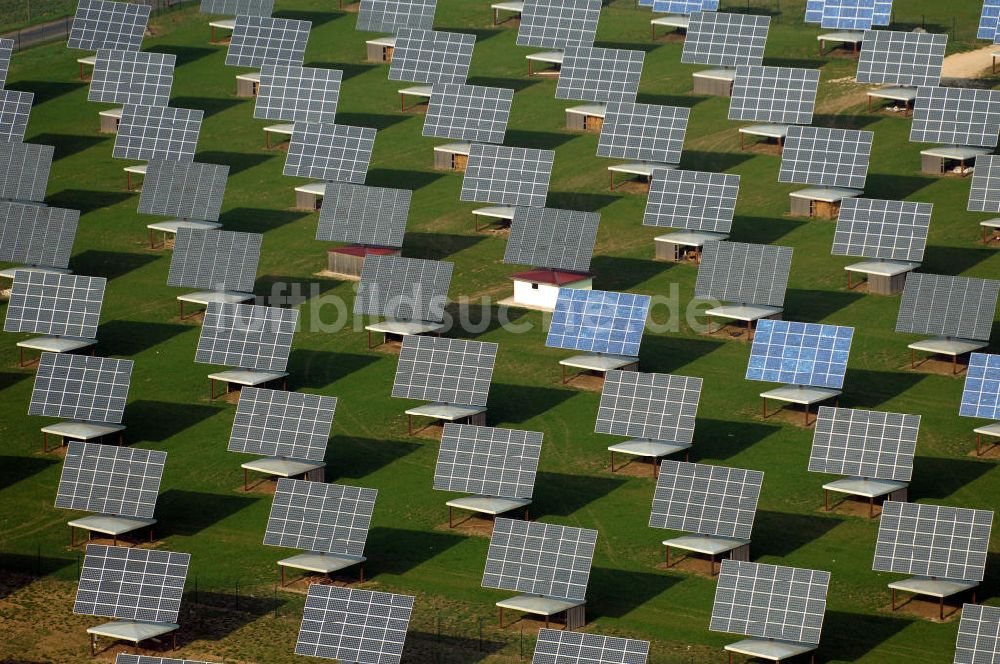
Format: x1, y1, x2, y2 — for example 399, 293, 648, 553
356, 0, 438, 33
695, 241, 792, 308
820, 0, 878, 30
808, 406, 919, 482
195, 302, 298, 372
595, 369, 702, 443
229, 386, 336, 461
423, 83, 513, 145
968, 154, 1000, 213
315, 182, 410, 247
89, 49, 176, 107
596, 101, 689, 164
0, 38, 14, 88
545, 289, 652, 357
981, 0, 1000, 41
460, 143, 554, 208
67, 0, 150, 51
391, 335, 497, 406
532, 628, 650, 664
643, 169, 739, 233
895, 273, 1000, 342
354, 254, 453, 323
729, 66, 819, 125
113, 104, 203, 163
0, 89, 33, 142
29, 353, 132, 423
856, 30, 946, 88
555, 46, 645, 104
56, 441, 165, 519
200, 0, 274, 15
961, 353, 1000, 421
137, 159, 229, 222
954, 604, 1000, 664
225, 15, 311, 68
504, 206, 600, 274
832, 198, 931, 263
167, 228, 261, 293
264, 478, 376, 556
911, 86, 1000, 149
0, 202, 78, 269
516, 0, 602, 50
5, 271, 105, 339
778, 125, 873, 190
746, 319, 855, 389
74, 544, 189, 624
434, 423, 543, 499
255, 64, 342, 124
0, 142, 53, 203
681, 11, 770, 68
389, 28, 476, 85
649, 460, 763, 540
284, 123, 377, 183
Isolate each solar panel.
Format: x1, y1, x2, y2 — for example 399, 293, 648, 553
596, 370, 702, 443
355, 254, 453, 323
255, 64, 341, 125
746, 319, 855, 390
434, 423, 543, 499
653, 0, 719, 12
116, 657, 215, 664
681, 11, 770, 68
225, 15, 311, 68
516, 0, 602, 50
167, 228, 261, 293
483, 518, 597, 601
832, 198, 931, 263
0, 38, 13, 88
74, 544, 189, 624
113, 104, 202, 163
391, 335, 497, 407
874, 501, 993, 582
555, 46, 645, 104
910, 86, 1000, 149
229, 386, 336, 461
0, 141, 53, 203
89, 49, 175, 107
954, 604, 1000, 664
596, 101, 690, 164
808, 406, 919, 482
778, 125, 873, 190
649, 460, 763, 540
388, 28, 476, 85
29, 353, 132, 423
265, 478, 376, 556
695, 241, 792, 308
532, 629, 650, 664
460, 144, 554, 208
0, 202, 78, 269
504, 207, 599, 274
423, 83, 513, 145
67, 0, 150, 51
316, 183, 410, 248
195, 302, 298, 372
643, 169, 739, 233
805, 0, 823, 21
895, 273, 1000, 342
200, 0, 273, 16
969, 154, 1000, 213
5, 271, 105, 339
284, 123, 377, 184
357, 0, 437, 32
981, 0, 1000, 42
0, 89, 33, 142
729, 66, 820, 125
296, 586, 415, 663
56, 441, 165, 519
545, 289, 652, 357
711, 559, 830, 645
960, 353, 1000, 420
821, 0, 879, 30
138, 159, 228, 222
856, 30, 946, 88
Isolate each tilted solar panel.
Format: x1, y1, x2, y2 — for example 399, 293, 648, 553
225, 15, 311, 68
423, 83, 513, 145
200, 0, 273, 15
954, 604, 1000, 664
596, 370, 702, 444
516, 0, 602, 50
856, 30, 946, 88
388, 28, 475, 85
729, 66, 819, 125
643, 169, 739, 233
681, 11, 770, 68
391, 335, 497, 407
116, 656, 216, 664
113, 104, 203, 163
354, 254, 453, 323
895, 273, 1000, 342
67, 0, 150, 51
778, 125, 873, 190
229, 386, 336, 461
532, 629, 650, 664
460, 144, 554, 208
89, 49, 176, 107
0, 38, 13, 88
832, 198, 931, 263
56, 441, 165, 519
820, 0, 879, 31
316, 182, 410, 248
980, 0, 1000, 42
0, 202, 78, 269
0, 141, 53, 203
74, 544, 189, 623
649, 460, 763, 540
434, 423, 543, 499
284, 122, 377, 184
265, 478, 376, 556
808, 406, 919, 482
653, 0, 719, 12
746, 319, 855, 390
968, 154, 1000, 213
195, 302, 298, 372
504, 206, 600, 274
5, 271, 105, 339
357, 0, 437, 32
255, 64, 340, 125
545, 289, 652, 357
167, 228, 261, 293
910, 86, 1000, 149
555, 46, 645, 104
0, 89, 33, 142
29, 353, 132, 424
138, 159, 229, 222
960, 353, 1000, 421
695, 241, 791, 308
597, 101, 689, 164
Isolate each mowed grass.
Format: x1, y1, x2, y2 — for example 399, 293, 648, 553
0, 0, 999, 662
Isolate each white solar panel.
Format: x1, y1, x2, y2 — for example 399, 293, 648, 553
874, 501, 993, 582
116, 657, 215, 664
0, 141, 53, 203
643, 169, 739, 233
856, 30, 946, 88
532, 629, 650, 664
391, 335, 497, 407
545, 289, 652, 357
746, 319, 855, 390
960, 353, 1000, 421
516, 0, 602, 50
0, 38, 14, 88
954, 604, 1000, 664
681, 12, 770, 68
910, 86, 1000, 149
778, 125, 873, 190
138, 159, 229, 222
226, 15, 310, 68
264, 478, 376, 557
596, 101, 690, 165
56, 441, 165, 519
296, 586, 415, 664
729, 66, 820, 125
504, 206, 599, 274
255, 64, 341, 125
895, 273, 1000, 342
711, 559, 830, 645
200, 0, 273, 16
167, 228, 261, 293
808, 406, 919, 482
649, 460, 763, 540
356, 0, 437, 33
555, 46, 645, 104
89, 49, 175, 107
5, 271, 105, 339
423, 83, 513, 145
483, 518, 598, 602
316, 183, 410, 248
460, 144, 554, 208
388, 28, 476, 85
968, 154, 1000, 213
355, 254, 453, 323
229, 386, 336, 461
434, 423, 543, 500
74, 544, 189, 624
0, 89, 33, 142
113, 104, 203, 163
695, 241, 791, 308
0, 202, 78, 269
67, 0, 150, 52
284, 123, 377, 184
832, 198, 931, 263
195, 302, 298, 372
29, 353, 132, 424
596, 370, 702, 444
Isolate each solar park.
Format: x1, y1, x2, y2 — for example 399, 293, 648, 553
3, 0, 1000, 662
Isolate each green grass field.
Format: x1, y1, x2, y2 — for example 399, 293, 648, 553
1, 1, 999, 662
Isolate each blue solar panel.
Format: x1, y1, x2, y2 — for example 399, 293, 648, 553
805, 0, 823, 23
545, 289, 652, 357
960, 353, 1000, 420
746, 319, 854, 390
821, 0, 876, 30
809, 0, 890, 25
981, 0, 1000, 41
652, 0, 717, 13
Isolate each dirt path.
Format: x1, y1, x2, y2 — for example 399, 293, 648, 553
941, 44, 997, 80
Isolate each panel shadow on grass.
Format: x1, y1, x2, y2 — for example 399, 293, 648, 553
403, 232, 485, 260
146, 44, 216, 67
589, 567, 679, 618
0, 371, 30, 392
678, 150, 755, 173
590, 254, 669, 291
182, 593, 283, 641
841, 369, 926, 409
255, 274, 340, 303
335, 112, 410, 131
305, 61, 379, 81
545, 191, 620, 212
273, 9, 340, 27
920, 245, 997, 276
0, 553, 75, 599
126, 401, 224, 443
693, 418, 782, 460
404, 631, 505, 664
367, 168, 445, 192
821, 611, 911, 661
11, 80, 85, 105
593, 40, 662, 53
729, 215, 805, 245
466, 75, 540, 93
436, 27, 502, 43
533, 472, 626, 517
635, 92, 709, 108
289, 350, 379, 390
640, 335, 725, 375
910, 456, 993, 501
24, 133, 106, 160
98, 320, 191, 357
753, 510, 842, 558
218, 207, 306, 233
171, 96, 242, 118
443, 304, 528, 339
48, 189, 133, 215
865, 173, 933, 201
487, 384, 574, 426
72, 249, 158, 281
366, 527, 466, 576
810, 113, 882, 131
784, 288, 864, 322
505, 129, 575, 151
157, 490, 259, 537
327, 436, 421, 481
762, 56, 824, 68
195, 150, 271, 175
0, 456, 57, 492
